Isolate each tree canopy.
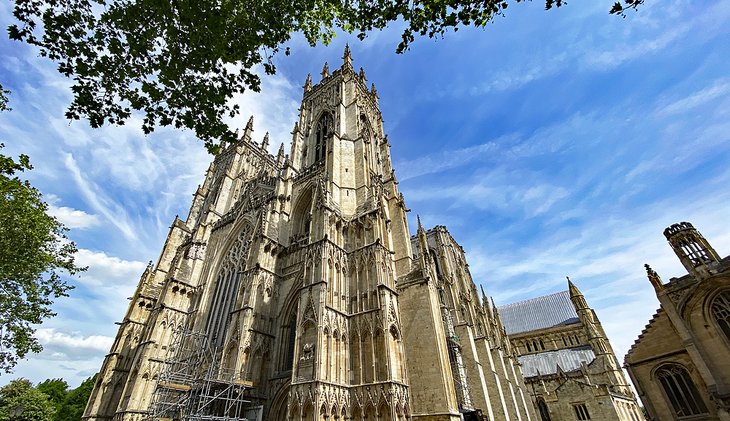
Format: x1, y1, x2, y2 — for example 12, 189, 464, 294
0, 375, 96, 421
0, 379, 55, 421
52, 375, 96, 421
0, 142, 83, 373
7, 0, 643, 153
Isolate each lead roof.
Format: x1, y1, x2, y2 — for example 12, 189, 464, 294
498, 290, 579, 335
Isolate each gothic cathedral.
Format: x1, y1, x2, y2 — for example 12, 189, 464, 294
82, 48, 537, 421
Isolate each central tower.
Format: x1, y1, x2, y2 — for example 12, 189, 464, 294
269, 45, 414, 420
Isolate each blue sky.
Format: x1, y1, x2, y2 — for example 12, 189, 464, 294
1, 1, 729, 387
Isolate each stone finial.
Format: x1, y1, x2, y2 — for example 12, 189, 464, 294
261, 132, 270, 151
304, 73, 312, 92
371, 83, 378, 98
321, 62, 330, 80
359, 67, 366, 82
246, 115, 254, 130
343, 43, 353, 68
277, 142, 285, 162
645, 264, 664, 291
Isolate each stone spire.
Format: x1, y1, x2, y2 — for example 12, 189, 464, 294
304, 73, 312, 92
246, 115, 254, 131
359, 67, 366, 82
568, 276, 588, 310
645, 264, 664, 292
321, 62, 330, 80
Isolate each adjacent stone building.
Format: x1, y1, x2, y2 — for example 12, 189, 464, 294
83, 49, 536, 421
499, 281, 645, 421
625, 222, 730, 420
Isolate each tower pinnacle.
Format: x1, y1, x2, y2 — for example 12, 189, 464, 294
321, 62, 330, 79
304, 73, 312, 92
568, 277, 588, 310
343, 44, 353, 69
644, 264, 664, 292
262, 132, 270, 151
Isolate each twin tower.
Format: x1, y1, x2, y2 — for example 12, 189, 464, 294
83, 47, 535, 421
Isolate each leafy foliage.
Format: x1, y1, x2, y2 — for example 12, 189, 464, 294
8, 0, 642, 152
0, 378, 55, 421
37, 378, 69, 412
0, 144, 83, 373
0, 86, 9, 112
53, 375, 96, 421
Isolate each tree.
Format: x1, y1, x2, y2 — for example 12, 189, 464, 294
53, 375, 96, 421
7, 0, 643, 153
0, 379, 55, 421
0, 140, 83, 373
37, 378, 68, 413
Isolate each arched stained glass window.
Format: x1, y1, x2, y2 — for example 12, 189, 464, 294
655, 364, 707, 418
712, 290, 730, 343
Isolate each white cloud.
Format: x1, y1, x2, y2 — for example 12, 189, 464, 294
63, 153, 139, 241
655, 78, 730, 116
74, 248, 147, 288
225, 65, 300, 155
48, 205, 101, 229
35, 328, 114, 355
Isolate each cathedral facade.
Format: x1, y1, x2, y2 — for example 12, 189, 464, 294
499, 282, 645, 421
625, 222, 730, 421
82, 49, 535, 421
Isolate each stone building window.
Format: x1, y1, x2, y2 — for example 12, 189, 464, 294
285, 312, 297, 371
711, 290, 730, 343
314, 113, 333, 163
537, 398, 551, 421
655, 364, 708, 418
572, 403, 590, 420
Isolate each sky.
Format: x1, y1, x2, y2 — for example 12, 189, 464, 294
1, 0, 729, 389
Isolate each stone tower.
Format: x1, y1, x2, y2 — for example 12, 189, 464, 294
83, 48, 535, 421
626, 222, 730, 421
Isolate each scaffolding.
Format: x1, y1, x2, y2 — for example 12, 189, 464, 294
146, 328, 261, 421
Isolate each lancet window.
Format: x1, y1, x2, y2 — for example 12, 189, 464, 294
711, 290, 730, 344
314, 112, 333, 163
537, 398, 551, 421
655, 364, 707, 418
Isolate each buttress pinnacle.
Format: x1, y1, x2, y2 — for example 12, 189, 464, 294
304, 73, 312, 92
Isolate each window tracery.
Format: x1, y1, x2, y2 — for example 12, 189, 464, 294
205, 225, 252, 348
314, 113, 333, 163
711, 290, 730, 343
655, 364, 707, 418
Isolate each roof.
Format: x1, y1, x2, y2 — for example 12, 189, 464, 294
518, 346, 596, 378
498, 290, 579, 335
